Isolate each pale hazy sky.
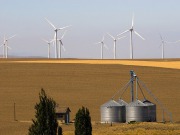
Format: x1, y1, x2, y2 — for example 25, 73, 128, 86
0, 0, 180, 59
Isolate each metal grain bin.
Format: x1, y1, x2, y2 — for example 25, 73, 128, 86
117, 99, 128, 122
143, 99, 156, 122
126, 100, 149, 122
101, 99, 126, 123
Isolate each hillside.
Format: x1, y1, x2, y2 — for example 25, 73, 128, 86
0, 59, 179, 134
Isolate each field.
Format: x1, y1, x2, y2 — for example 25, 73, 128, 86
0, 59, 180, 134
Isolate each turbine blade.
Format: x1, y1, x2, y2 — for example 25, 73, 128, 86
159, 33, 164, 42
175, 40, 180, 43
42, 39, 49, 43
52, 40, 55, 47
95, 42, 101, 45
62, 45, 66, 51
61, 30, 67, 40
45, 18, 56, 29
117, 36, 126, 40
6, 45, 12, 49
107, 33, 115, 40
165, 40, 180, 44
102, 36, 105, 41
134, 31, 145, 40
7, 35, 16, 40
117, 30, 129, 36
3, 35, 6, 42
58, 25, 72, 30
132, 13, 134, 27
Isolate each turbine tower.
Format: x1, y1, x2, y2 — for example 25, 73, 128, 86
45, 18, 71, 59
95, 35, 108, 59
118, 14, 145, 59
42, 39, 53, 58
107, 33, 125, 59
159, 34, 180, 59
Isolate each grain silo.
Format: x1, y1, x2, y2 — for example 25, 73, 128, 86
126, 100, 149, 122
117, 99, 128, 122
100, 99, 126, 123
143, 99, 156, 122
100, 70, 172, 123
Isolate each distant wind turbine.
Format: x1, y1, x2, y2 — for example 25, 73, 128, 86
95, 35, 108, 59
42, 39, 53, 58
45, 18, 71, 58
0, 35, 16, 58
159, 34, 180, 59
57, 30, 67, 58
107, 33, 126, 59
118, 14, 145, 59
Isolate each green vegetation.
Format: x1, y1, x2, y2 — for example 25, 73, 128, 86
58, 126, 63, 135
28, 89, 58, 135
75, 106, 92, 135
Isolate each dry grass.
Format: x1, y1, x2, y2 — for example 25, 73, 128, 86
8, 59, 180, 69
0, 58, 180, 134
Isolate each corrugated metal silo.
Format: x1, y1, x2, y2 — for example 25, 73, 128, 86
101, 99, 126, 123
117, 99, 128, 122
143, 99, 156, 122
126, 100, 149, 122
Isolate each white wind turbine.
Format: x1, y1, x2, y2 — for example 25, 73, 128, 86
107, 33, 126, 59
159, 34, 180, 59
42, 39, 53, 58
57, 30, 67, 59
45, 18, 71, 58
118, 14, 145, 59
95, 35, 108, 59
0, 35, 16, 58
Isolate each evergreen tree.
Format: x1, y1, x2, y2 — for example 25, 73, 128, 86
28, 88, 58, 135
57, 126, 63, 135
75, 106, 92, 135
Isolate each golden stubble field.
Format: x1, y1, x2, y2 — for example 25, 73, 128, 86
0, 59, 180, 135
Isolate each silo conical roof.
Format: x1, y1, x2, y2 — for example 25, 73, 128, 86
142, 99, 155, 105
117, 99, 128, 106
127, 99, 146, 107
101, 99, 120, 107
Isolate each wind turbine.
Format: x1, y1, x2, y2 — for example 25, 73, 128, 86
95, 35, 108, 59
45, 18, 71, 59
57, 30, 67, 59
42, 39, 53, 58
0, 35, 15, 58
107, 33, 126, 59
159, 34, 180, 59
118, 14, 145, 59
0, 36, 7, 58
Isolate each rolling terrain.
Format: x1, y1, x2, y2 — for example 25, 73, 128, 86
0, 59, 180, 134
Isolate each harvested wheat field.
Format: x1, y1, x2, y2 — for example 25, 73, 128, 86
0, 59, 180, 135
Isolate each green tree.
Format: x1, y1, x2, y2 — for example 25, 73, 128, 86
57, 126, 63, 135
28, 88, 58, 135
75, 106, 92, 135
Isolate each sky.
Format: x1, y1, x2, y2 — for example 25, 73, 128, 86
0, 0, 180, 59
